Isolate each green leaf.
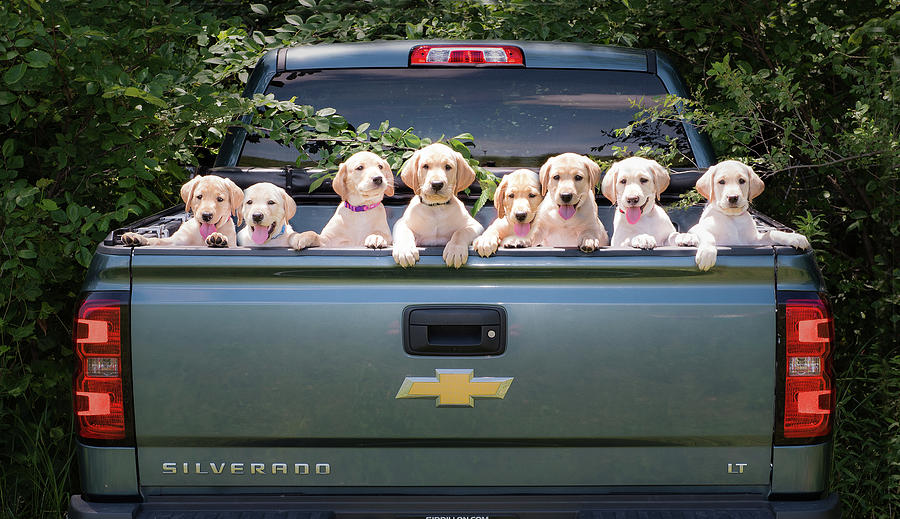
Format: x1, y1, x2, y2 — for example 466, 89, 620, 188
25, 49, 52, 68
0, 91, 15, 105
316, 107, 336, 116
4, 63, 26, 85
18, 249, 37, 259
285, 14, 303, 26
39, 199, 58, 211
76, 247, 93, 268
250, 3, 268, 15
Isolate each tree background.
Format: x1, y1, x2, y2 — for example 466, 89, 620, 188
0, 0, 896, 517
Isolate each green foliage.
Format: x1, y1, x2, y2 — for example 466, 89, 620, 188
0, 1, 896, 518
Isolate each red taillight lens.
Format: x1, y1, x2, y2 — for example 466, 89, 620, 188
778, 295, 835, 442
74, 292, 129, 441
410, 45, 525, 66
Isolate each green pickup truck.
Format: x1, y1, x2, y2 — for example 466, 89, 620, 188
69, 41, 840, 518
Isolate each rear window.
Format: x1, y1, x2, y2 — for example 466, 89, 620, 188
238, 68, 695, 168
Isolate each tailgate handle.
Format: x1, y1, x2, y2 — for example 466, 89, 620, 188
403, 306, 506, 356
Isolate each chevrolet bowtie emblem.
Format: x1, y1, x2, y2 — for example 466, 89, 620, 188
395, 369, 514, 407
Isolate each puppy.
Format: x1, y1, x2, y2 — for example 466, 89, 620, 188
601, 156, 698, 249
689, 160, 810, 270
122, 175, 242, 247
392, 143, 484, 268
531, 153, 608, 252
318, 151, 393, 248
473, 169, 542, 257
237, 182, 319, 249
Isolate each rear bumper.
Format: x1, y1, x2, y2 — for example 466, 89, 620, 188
69, 493, 840, 518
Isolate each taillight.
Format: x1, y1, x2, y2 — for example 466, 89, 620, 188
73, 291, 131, 442
776, 292, 835, 444
410, 45, 525, 66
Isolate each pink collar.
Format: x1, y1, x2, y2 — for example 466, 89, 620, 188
344, 201, 381, 212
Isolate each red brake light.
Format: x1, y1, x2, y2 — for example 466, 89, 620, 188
779, 295, 835, 441
74, 293, 129, 441
410, 45, 524, 66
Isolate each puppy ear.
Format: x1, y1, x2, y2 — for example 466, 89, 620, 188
381, 157, 395, 197
494, 175, 509, 219
600, 162, 619, 203
695, 165, 717, 201
400, 150, 421, 195
747, 164, 765, 201
584, 157, 602, 192
282, 188, 297, 222
539, 157, 554, 197
454, 152, 477, 194
332, 162, 348, 200
650, 160, 671, 200
224, 177, 244, 226
180, 176, 202, 214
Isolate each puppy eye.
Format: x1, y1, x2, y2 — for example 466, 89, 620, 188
718, 179, 726, 184
267, 200, 276, 205
528, 193, 536, 198
422, 164, 429, 170
640, 178, 648, 184
620, 179, 626, 184
738, 178, 746, 184
196, 194, 203, 200
553, 174, 560, 180
444, 164, 452, 171
356, 164, 364, 171
508, 193, 515, 198
246, 200, 252, 205
216, 196, 224, 203
377, 164, 383, 170
574, 175, 583, 181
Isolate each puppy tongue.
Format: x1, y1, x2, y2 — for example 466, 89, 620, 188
514, 222, 531, 237
558, 205, 576, 220
625, 207, 642, 225
251, 226, 270, 244
199, 223, 216, 239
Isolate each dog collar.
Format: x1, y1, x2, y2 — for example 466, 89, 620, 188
269, 224, 286, 241
344, 201, 382, 212
419, 196, 451, 207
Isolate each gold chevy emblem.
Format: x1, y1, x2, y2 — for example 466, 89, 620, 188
395, 369, 514, 407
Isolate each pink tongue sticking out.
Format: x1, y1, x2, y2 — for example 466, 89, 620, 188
558, 205, 576, 220
199, 223, 216, 239
625, 207, 642, 225
251, 226, 270, 245
514, 222, 531, 237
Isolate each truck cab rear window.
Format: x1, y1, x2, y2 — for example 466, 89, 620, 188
237, 68, 695, 168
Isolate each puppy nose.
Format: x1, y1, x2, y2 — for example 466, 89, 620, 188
626, 195, 640, 205
252, 213, 264, 223
515, 211, 528, 222
201, 212, 213, 222
372, 176, 383, 185
431, 180, 444, 191
560, 192, 573, 203
728, 195, 740, 204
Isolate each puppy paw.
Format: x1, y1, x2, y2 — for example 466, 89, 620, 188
443, 243, 470, 268
674, 232, 699, 247
579, 237, 602, 253
364, 234, 389, 249
695, 245, 717, 271
473, 235, 499, 257
393, 245, 419, 267
631, 234, 657, 250
787, 233, 810, 250
206, 232, 228, 248
121, 232, 148, 246
503, 237, 530, 249
290, 231, 320, 250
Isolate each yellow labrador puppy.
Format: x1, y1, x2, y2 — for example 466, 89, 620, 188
689, 160, 810, 270
122, 175, 242, 247
601, 156, 698, 249
392, 143, 484, 268
319, 151, 393, 248
237, 182, 319, 249
473, 169, 542, 257
531, 153, 608, 252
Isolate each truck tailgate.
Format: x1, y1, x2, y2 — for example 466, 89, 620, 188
130, 251, 775, 489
